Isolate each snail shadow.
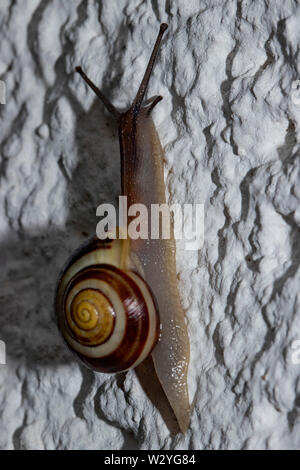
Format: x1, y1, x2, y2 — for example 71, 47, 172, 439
0, 96, 178, 439
0, 96, 118, 369
0, 225, 75, 369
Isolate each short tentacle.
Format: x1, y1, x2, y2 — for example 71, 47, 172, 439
145, 96, 163, 116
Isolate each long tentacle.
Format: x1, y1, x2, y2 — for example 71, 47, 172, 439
75, 66, 120, 120
132, 24, 168, 112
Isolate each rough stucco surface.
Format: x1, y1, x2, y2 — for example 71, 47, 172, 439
1, 0, 300, 450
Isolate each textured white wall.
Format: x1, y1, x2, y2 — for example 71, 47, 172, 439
0, 0, 300, 450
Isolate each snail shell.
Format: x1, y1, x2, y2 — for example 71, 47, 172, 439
55, 237, 160, 373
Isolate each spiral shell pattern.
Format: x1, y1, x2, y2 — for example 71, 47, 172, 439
55, 238, 160, 373
66, 287, 115, 346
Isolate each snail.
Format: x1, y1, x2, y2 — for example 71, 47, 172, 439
55, 24, 191, 432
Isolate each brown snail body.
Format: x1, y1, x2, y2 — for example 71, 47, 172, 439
55, 24, 191, 432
